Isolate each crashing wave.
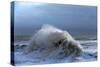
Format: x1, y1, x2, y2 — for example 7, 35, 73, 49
14, 24, 97, 65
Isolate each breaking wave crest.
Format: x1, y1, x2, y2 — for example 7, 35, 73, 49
14, 24, 97, 65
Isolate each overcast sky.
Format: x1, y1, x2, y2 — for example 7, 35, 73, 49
12, 1, 97, 35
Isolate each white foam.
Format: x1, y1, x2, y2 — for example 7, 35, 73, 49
13, 25, 97, 65
14, 40, 97, 65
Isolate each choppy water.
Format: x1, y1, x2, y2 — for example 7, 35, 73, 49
13, 40, 97, 65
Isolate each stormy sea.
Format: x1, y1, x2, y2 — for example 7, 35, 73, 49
13, 37, 97, 65
11, 2, 97, 66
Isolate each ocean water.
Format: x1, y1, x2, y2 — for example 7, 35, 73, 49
13, 40, 97, 65
13, 25, 97, 65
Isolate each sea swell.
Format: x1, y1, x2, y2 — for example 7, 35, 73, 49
14, 40, 97, 65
